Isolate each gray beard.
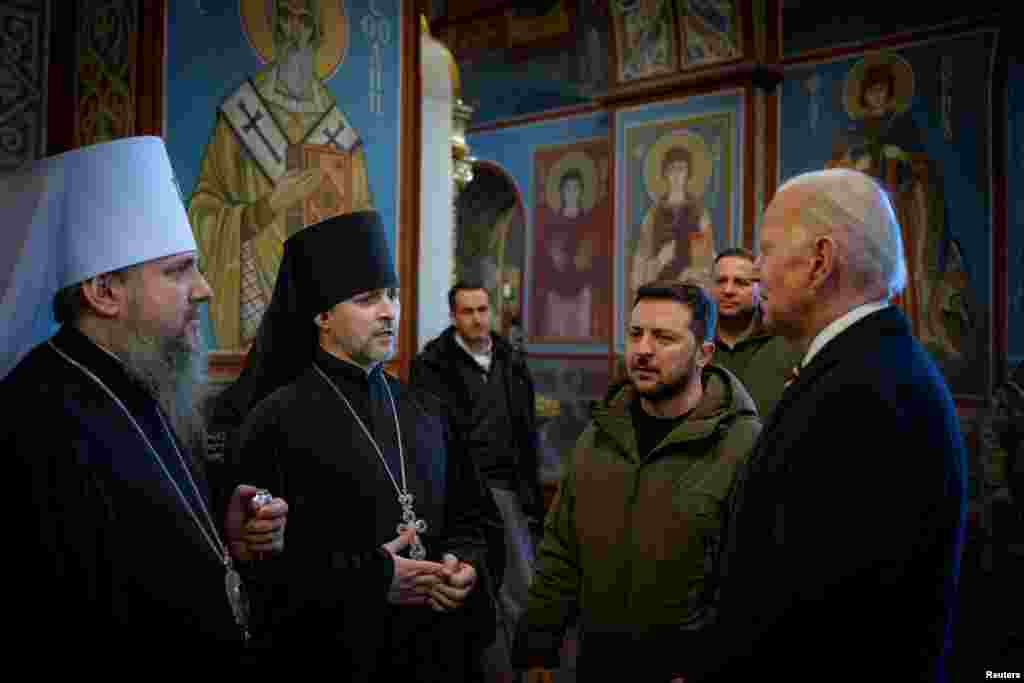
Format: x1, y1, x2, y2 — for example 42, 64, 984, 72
277, 40, 316, 102
113, 329, 211, 465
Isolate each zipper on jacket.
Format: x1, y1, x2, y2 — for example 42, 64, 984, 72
621, 462, 646, 615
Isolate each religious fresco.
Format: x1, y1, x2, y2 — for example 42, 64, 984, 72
448, 0, 752, 127
469, 110, 611, 356
779, 31, 998, 397
675, 0, 742, 69
167, 0, 402, 351
454, 162, 526, 344
615, 90, 744, 350
446, 0, 611, 126
529, 138, 612, 343
611, 0, 678, 83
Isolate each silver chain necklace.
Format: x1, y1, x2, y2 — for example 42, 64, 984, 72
312, 363, 428, 560
48, 340, 252, 641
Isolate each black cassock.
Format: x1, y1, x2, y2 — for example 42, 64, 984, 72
2, 325, 243, 657
234, 347, 495, 678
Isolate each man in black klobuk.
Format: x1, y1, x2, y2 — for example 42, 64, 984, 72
220, 210, 496, 679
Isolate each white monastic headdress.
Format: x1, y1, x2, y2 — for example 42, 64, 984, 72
0, 136, 196, 379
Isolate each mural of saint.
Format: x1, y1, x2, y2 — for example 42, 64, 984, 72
531, 148, 611, 341
827, 51, 971, 360
629, 130, 716, 302
676, 0, 741, 68
188, 0, 372, 350
614, 0, 677, 82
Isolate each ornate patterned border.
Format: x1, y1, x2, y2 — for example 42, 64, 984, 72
0, 0, 49, 170
74, 0, 138, 147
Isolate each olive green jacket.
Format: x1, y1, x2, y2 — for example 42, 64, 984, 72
518, 365, 761, 662
713, 315, 801, 420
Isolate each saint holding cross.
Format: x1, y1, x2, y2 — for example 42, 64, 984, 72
188, 0, 372, 351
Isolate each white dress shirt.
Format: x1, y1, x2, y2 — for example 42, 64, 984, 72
801, 299, 890, 368
454, 332, 493, 373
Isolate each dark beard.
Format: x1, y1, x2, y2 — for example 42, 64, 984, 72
632, 349, 699, 404
113, 327, 211, 466
277, 39, 316, 102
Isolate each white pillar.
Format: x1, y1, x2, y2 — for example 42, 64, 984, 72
417, 31, 455, 351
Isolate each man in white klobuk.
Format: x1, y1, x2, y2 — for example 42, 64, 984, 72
0, 136, 288, 656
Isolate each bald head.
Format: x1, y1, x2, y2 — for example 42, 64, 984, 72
776, 168, 906, 298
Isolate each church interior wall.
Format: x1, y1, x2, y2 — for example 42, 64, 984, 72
1, 0, 1019, 673
441, 3, 1020, 674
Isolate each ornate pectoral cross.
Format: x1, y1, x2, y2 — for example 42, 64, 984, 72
223, 553, 250, 641
396, 492, 428, 560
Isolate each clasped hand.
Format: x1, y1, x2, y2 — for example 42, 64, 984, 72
381, 527, 477, 613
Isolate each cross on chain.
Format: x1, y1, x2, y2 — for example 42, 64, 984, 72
396, 492, 428, 560
322, 121, 346, 149
239, 99, 282, 164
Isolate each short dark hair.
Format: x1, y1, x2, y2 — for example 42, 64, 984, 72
449, 281, 488, 312
633, 280, 716, 344
714, 246, 755, 266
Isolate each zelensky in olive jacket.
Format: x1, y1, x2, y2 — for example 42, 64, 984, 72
514, 282, 761, 680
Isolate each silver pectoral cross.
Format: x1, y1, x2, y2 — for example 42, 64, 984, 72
396, 492, 428, 560
223, 555, 250, 641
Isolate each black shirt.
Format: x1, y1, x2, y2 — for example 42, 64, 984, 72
631, 398, 693, 461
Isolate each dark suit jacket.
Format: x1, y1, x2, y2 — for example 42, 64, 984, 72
693, 306, 967, 682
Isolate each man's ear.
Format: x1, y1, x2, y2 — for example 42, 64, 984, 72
313, 312, 327, 329
808, 234, 837, 291
80, 272, 129, 318
696, 340, 715, 369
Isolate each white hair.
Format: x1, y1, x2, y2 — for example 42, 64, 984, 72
778, 168, 907, 298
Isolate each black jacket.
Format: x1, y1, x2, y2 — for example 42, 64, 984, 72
693, 307, 967, 682
410, 327, 543, 521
